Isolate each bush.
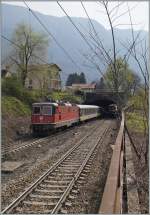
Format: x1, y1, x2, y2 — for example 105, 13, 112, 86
22, 90, 41, 106
2, 77, 83, 106
2, 76, 24, 98
2, 77, 41, 106
47, 91, 83, 103
2, 96, 31, 116
126, 112, 146, 133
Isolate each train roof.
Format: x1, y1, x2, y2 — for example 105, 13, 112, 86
32, 103, 100, 109
32, 102, 76, 107
77, 105, 99, 109
32, 102, 58, 106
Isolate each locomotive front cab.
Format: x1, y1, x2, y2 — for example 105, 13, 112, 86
31, 103, 57, 135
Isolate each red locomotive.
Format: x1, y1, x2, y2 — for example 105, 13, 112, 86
31, 102, 100, 135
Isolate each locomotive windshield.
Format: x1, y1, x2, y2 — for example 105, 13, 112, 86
33, 106, 40, 114
32, 105, 53, 115
42, 106, 52, 115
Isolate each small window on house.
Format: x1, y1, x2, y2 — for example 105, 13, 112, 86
29, 79, 32, 85
28, 85, 32, 90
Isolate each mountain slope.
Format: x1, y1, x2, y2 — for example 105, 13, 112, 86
1, 4, 148, 83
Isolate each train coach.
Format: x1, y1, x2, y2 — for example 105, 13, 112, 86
31, 102, 100, 135
77, 105, 100, 121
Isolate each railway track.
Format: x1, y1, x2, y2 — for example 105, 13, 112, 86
2, 120, 110, 214
2, 120, 100, 158
2, 137, 50, 158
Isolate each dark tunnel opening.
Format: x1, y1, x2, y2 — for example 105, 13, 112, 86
84, 99, 118, 118
84, 99, 116, 108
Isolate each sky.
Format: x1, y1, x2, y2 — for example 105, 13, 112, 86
3, 1, 149, 31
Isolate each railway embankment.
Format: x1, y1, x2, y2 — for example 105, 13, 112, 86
125, 111, 149, 213
2, 96, 31, 146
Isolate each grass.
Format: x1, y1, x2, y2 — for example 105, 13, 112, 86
126, 112, 147, 133
2, 96, 31, 117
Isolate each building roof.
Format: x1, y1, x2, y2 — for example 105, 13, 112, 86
71, 83, 96, 89
28, 63, 62, 71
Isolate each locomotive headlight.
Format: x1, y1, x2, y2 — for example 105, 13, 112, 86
40, 116, 43, 121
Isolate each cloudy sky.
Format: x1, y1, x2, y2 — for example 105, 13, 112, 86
3, 1, 148, 31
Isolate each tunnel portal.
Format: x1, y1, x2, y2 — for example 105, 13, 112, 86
84, 90, 126, 109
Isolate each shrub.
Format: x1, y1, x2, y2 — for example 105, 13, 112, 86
46, 91, 83, 104
2, 96, 31, 116
22, 90, 41, 106
2, 77, 41, 106
2, 76, 24, 98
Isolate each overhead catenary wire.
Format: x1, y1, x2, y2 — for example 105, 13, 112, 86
23, 0, 83, 74
24, 0, 114, 81
56, 1, 113, 89
79, 1, 113, 66
79, 1, 128, 102
56, 1, 115, 79
80, 1, 100, 43
1, 35, 69, 77
56, 1, 95, 52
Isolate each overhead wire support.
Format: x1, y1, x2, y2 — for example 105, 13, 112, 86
23, 0, 83, 73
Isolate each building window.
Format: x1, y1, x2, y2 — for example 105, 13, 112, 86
28, 79, 33, 90
29, 79, 32, 85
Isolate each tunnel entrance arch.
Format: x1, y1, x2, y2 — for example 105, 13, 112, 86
84, 90, 126, 109
84, 99, 116, 108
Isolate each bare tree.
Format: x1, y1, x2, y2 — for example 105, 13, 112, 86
80, 1, 141, 108
11, 23, 48, 86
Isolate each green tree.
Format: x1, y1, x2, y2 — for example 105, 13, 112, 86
66, 72, 87, 86
104, 58, 140, 96
11, 23, 48, 86
80, 72, 86, 84
66, 74, 74, 86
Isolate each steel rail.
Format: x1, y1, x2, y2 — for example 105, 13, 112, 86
2, 120, 101, 157
2, 137, 49, 156
2, 123, 83, 157
51, 126, 109, 214
99, 112, 125, 214
2, 122, 101, 214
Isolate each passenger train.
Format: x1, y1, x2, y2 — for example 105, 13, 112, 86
31, 102, 100, 135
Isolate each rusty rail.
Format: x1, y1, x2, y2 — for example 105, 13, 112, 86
99, 111, 125, 213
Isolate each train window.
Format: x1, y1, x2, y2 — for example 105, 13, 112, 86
33, 106, 40, 114
42, 106, 52, 115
